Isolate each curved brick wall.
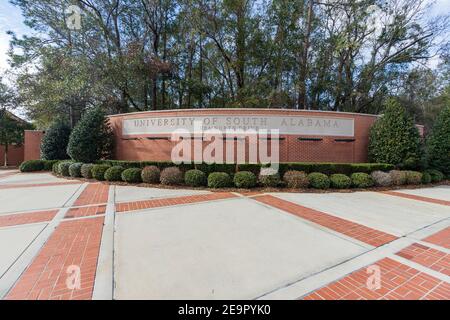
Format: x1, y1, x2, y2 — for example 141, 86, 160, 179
108, 109, 379, 163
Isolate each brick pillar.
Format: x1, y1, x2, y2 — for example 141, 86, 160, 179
24, 130, 45, 161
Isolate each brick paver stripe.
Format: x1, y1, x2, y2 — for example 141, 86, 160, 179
253, 195, 397, 247
65, 205, 107, 219
0, 210, 58, 228
397, 243, 450, 276
423, 227, 450, 250
6, 217, 104, 300
116, 192, 237, 213
303, 258, 450, 300
73, 183, 109, 206
380, 191, 450, 206
0, 181, 81, 190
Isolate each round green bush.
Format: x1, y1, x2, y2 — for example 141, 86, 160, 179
424, 169, 444, 183
58, 161, 73, 177
81, 164, 94, 179
121, 168, 142, 183
307, 172, 330, 189
351, 172, 374, 188
141, 166, 161, 184
259, 168, 281, 187
283, 170, 309, 189
185, 169, 207, 187
91, 164, 110, 181
42, 160, 59, 171
233, 171, 257, 189
19, 160, 44, 172
52, 161, 61, 174
105, 166, 125, 181
69, 162, 83, 177
208, 172, 232, 188
421, 172, 432, 184
40, 120, 71, 160
330, 174, 351, 189
160, 167, 183, 185
389, 170, 407, 185
405, 171, 423, 185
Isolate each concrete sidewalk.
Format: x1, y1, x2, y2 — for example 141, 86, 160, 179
0, 172, 448, 300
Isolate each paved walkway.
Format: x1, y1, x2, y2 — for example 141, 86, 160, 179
0, 172, 448, 300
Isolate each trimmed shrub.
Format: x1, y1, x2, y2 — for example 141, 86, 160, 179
424, 169, 444, 183
67, 108, 114, 163
184, 169, 207, 187
40, 120, 71, 160
426, 106, 450, 176
52, 161, 60, 174
208, 172, 232, 188
19, 160, 44, 172
259, 167, 281, 187
405, 171, 423, 185
371, 171, 393, 187
308, 172, 330, 189
91, 164, 110, 181
81, 164, 94, 179
105, 166, 125, 181
330, 174, 351, 189
121, 168, 142, 183
283, 170, 309, 189
389, 170, 407, 186
368, 99, 422, 168
351, 173, 374, 188
160, 167, 183, 185
58, 161, 73, 177
233, 171, 257, 189
141, 166, 161, 184
69, 162, 83, 177
421, 172, 432, 184
43, 160, 59, 171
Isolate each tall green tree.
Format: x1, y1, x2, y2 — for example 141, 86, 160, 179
67, 108, 114, 163
0, 110, 31, 166
426, 105, 450, 175
40, 120, 72, 160
368, 99, 423, 168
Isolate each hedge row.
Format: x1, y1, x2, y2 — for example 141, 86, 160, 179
96, 160, 395, 176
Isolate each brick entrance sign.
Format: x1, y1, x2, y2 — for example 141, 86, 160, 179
108, 109, 378, 163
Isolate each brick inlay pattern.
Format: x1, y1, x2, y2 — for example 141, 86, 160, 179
423, 227, 450, 250
253, 195, 397, 247
116, 192, 237, 213
65, 205, 107, 219
74, 183, 109, 206
397, 243, 450, 276
303, 258, 450, 300
0, 181, 81, 190
0, 210, 58, 227
6, 217, 104, 300
381, 191, 450, 206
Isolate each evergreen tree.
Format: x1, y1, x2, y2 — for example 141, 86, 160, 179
40, 120, 71, 160
426, 105, 450, 175
368, 99, 422, 168
67, 108, 114, 163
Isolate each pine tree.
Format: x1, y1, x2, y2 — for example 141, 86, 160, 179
40, 120, 71, 160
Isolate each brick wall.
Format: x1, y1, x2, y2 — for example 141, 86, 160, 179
0, 144, 24, 166
24, 130, 44, 161
108, 109, 378, 163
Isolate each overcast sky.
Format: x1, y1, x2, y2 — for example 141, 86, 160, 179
1, 0, 450, 73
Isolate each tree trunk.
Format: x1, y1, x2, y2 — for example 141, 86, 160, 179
298, 0, 313, 110
3, 143, 8, 167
